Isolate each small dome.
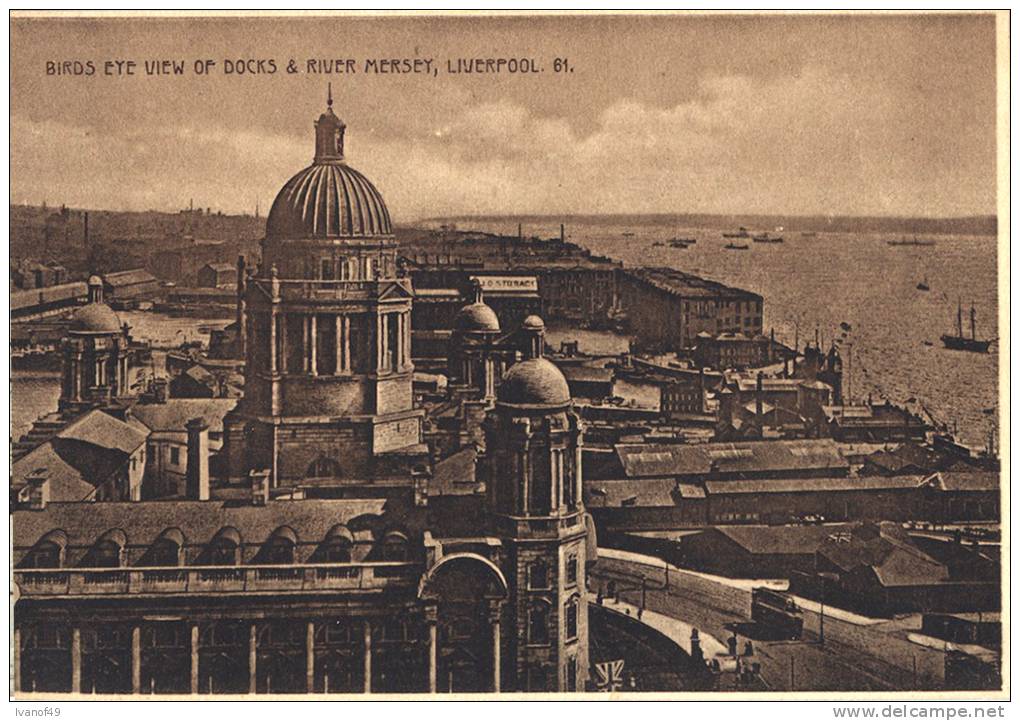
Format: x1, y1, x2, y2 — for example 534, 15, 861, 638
498, 358, 570, 407
88, 275, 103, 286
455, 302, 500, 332
266, 162, 392, 239
523, 315, 545, 331
70, 302, 121, 334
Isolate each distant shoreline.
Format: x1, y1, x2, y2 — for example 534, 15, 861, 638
415, 213, 998, 237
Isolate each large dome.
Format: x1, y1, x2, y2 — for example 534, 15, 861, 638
266, 162, 392, 240
454, 302, 500, 333
498, 358, 571, 408
69, 302, 121, 334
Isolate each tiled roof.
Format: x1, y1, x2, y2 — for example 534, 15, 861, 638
56, 409, 148, 455
927, 471, 999, 492
615, 439, 848, 478
583, 478, 677, 508
12, 498, 409, 552
705, 523, 861, 555
130, 398, 237, 433
704, 475, 923, 495
103, 269, 158, 287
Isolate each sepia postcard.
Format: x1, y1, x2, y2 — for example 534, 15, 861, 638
8, 10, 1009, 705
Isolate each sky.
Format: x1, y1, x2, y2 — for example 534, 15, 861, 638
9, 13, 1000, 221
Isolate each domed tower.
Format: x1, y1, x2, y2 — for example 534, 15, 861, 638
59, 276, 132, 411
223, 90, 423, 495
483, 315, 589, 692
448, 280, 503, 400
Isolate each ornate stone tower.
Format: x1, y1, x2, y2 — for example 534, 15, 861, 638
223, 91, 424, 497
483, 315, 589, 692
59, 275, 132, 412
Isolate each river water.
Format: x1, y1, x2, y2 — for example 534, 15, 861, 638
11, 226, 1000, 449
469, 219, 1000, 449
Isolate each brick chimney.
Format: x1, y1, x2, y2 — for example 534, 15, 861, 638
185, 418, 210, 501
250, 468, 270, 506
25, 468, 50, 510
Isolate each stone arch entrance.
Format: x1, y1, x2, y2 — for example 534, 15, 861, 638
419, 553, 508, 693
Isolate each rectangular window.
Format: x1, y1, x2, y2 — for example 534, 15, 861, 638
316, 314, 337, 375
566, 659, 577, 691
566, 600, 578, 640
170, 446, 180, 466
566, 555, 578, 586
321, 258, 335, 280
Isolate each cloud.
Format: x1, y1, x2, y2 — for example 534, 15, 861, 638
10, 67, 995, 219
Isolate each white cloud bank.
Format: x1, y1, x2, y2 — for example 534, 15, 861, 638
10, 68, 995, 220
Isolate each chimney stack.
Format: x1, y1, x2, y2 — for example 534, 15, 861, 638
25, 469, 50, 510
185, 418, 210, 501
250, 468, 270, 506
83, 212, 89, 251
756, 372, 764, 418
560, 223, 566, 243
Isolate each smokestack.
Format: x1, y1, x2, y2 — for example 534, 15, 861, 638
185, 418, 210, 501
756, 372, 764, 418
517, 223, 522, 241
83, 212, 89, 250
560, 223, 566, 243
25, 469, 50, 510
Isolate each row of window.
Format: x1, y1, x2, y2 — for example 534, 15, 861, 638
20, 528, 410, 569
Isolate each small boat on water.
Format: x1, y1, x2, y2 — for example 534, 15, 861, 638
722, 226, 750, 238
941, 302, 993, 353
622, 232, 636, 237
724, 242, 749, 250
752, 232, 784, 243
888, 236, 936, 247
916, 277, 930, 291
801, 231, 818, 237
669, 237, 696, 248
652, 241, 665, 247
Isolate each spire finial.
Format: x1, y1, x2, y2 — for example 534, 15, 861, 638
327, 82, 333, 108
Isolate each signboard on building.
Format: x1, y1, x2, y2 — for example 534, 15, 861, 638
471, 275, 539, 295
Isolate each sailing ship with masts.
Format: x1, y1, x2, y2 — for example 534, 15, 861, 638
941, 302, 993, 353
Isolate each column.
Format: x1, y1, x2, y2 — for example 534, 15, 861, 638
248, 623, 257, 694
302, 315, 310, 373
131, 626, 141, 694
71, 627, 81, 694
12, 627, 20, 694
189, 624, 199, 694
490, 606, 501, 693
425, 605, 438, 693
309, 315, 318, 375
335, 316, 345, 374
362, 620, 372, 694
269, 311, 278, 374
279, 315, 288, 373
376, 315, 385, 371
342, 316, 351, 372
306, 621, 315, 694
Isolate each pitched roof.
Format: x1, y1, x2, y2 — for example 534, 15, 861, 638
704, 475, 923, 496
583, 478, 677, 508
130, 398, 237, 433
11, 410, 146, 500
57, 409, 148, 455
11, 281, 88, 311
928, 471, 999, 492
102, 269, 158, 287
819, 523, 949, 587
615, 439, 848, 478
706, 524, 860, 555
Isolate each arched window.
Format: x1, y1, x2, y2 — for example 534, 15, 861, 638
316, 525, 354, 563
527, 559, 550, 590
31, 541, 63, 569
565, 596, 579, 641
23, 530, 67, 569
146, 529, 184, 567
527, 601, 550, 646
306, 455, 341, 479
87, 530, 127, 568
206, 527, 241, 566
380, 530, 409, 562
259, 527, 297, 565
